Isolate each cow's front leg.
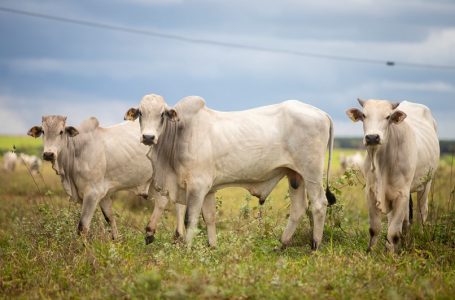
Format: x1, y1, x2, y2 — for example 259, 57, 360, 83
386, 193, 408, 253
367, 188, 382, 252
99, 195, 118, 240
78, 193, 102, 237
185, 185, 210, 247
307, 183, 327, 250
145, 194, 169, 244
201, 192, 217, 247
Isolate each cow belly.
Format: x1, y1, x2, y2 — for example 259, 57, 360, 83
213, 167, 287, 188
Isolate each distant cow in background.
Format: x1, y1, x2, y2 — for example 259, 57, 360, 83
3, 151, 17, 172
340, 152, 364, 173
125, 94, 336, 250
346, 99, 439, 253
27, 115, 184, 240
19, 153, 42, 175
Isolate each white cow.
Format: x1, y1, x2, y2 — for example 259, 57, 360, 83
346, 99, 439, 253
125, 94, 336, 250
340, 152, 364, 173
19, 153, 42, 175
3, 151, 17, 172
28, 115, 185, 240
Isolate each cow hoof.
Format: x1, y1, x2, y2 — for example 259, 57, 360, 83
174, 230, 182, 239
145, 235, 155, 245
311, 240, 319, 251
77, 221, 88, 236
173, 232, 185, 245
259, 198, 265, 205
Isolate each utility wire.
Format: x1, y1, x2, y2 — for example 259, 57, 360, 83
1, 6, 455, 71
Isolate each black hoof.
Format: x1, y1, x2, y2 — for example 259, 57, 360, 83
311, 240, 319, 251
259, 198, 265, 205
145, 235, 155, 245
77, 221, 86, 235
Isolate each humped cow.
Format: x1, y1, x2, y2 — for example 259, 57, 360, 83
19, 153, 42, 175
340, 152, 364, 173
3, 151, 17, 172
125, 94, 336, 249
346, 99, 439, 252
28, 115, 186, 240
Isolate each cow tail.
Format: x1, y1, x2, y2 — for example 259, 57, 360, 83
326, 115, 337, 206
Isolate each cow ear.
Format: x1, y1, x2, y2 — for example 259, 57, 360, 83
165, 109, 179, 121
27, 126, 43, 138
124, 108, 140, 121
390, 110, 407, 124
65, 126, 79, 137
346, 108, 364, 122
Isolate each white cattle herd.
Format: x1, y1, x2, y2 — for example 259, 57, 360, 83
3, 150, 42, 174
17, 94, 439, 253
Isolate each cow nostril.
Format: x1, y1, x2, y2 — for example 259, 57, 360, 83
365, 134, 380, 145
142, 135, 155, 140
43, 152, 55, 161
142, 135, 155, 145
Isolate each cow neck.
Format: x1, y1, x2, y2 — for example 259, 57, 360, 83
53, 134, 80, 200
367, 122, 410, 213
151, 116, 182, 194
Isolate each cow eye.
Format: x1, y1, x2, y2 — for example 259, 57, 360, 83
386, 115, 390, 120
161, 112, 164, 118
59, 130, 63, 135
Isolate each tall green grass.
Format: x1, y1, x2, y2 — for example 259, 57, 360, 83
0, 150, 454, 299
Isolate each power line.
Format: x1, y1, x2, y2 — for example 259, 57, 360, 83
1, 6, 455, 71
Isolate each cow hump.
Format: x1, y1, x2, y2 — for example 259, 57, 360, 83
78, 117, 100, 133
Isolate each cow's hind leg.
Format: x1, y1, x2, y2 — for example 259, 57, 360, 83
281, 175, 307, 248
402, 193, 412, 236
202, 192, 217, 247
306, 182, 327, 250
99, 195, 118, 240
367, 188, 382, 252
145, 193, 169, 244
417, 181, 431, 225
174, 203, 186, 241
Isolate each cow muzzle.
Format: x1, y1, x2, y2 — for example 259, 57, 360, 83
365, 134, 380, 146
141, 134, 156, 146
43, 152, 55, 161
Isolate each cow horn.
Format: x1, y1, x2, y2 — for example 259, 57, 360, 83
357, 98, 366, 107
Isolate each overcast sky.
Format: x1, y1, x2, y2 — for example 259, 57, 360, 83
1, 0, 454, 138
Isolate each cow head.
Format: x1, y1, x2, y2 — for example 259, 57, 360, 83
346, 99, 407, 147
124, 94, 177, 146
27, 115, 79, 162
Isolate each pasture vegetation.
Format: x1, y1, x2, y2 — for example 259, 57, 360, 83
0, 135, 42, 157
0, 136, 454, 299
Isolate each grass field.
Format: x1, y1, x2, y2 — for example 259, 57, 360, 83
0, 136, 454, 299
0, 135, 43, 157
